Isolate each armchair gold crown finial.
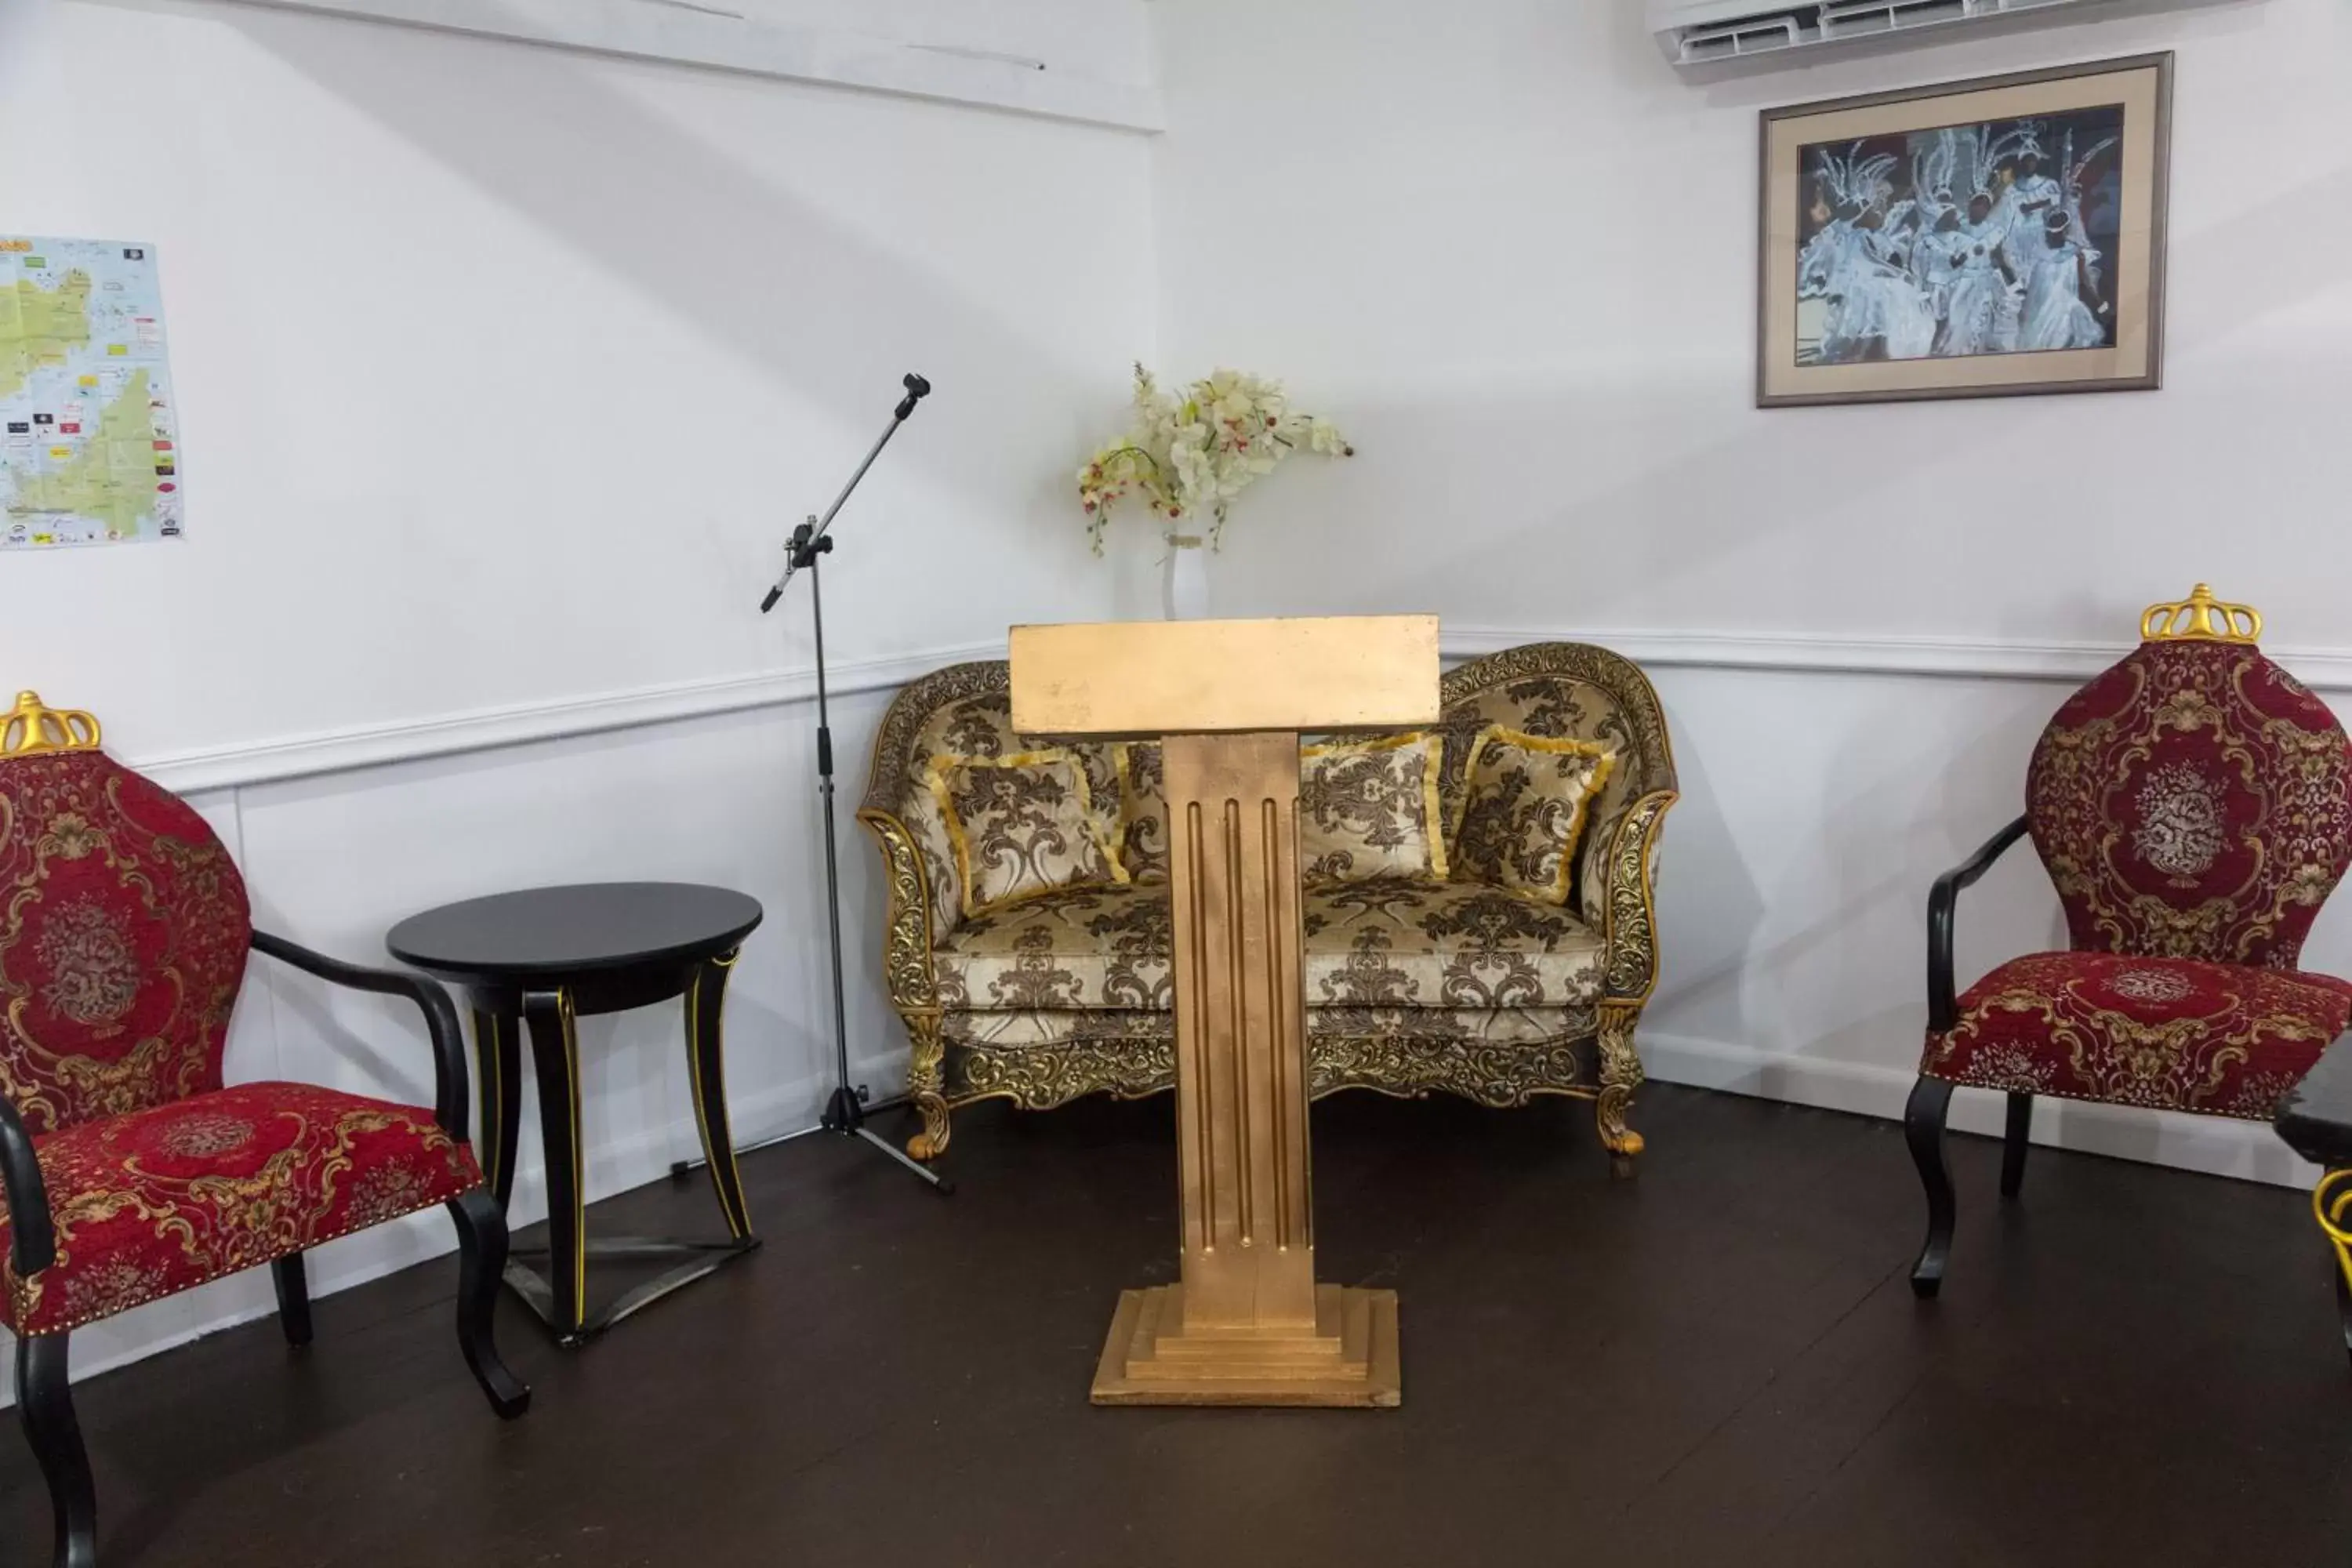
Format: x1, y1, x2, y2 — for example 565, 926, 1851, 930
1, 691, 102, 758
2141, 584, 2262, 645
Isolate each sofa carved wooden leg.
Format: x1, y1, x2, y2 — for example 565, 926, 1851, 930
1906, 1075, 1957, 1298
1595, 1001, 1647, 1176
16, 1331, 97, 1568
905, 1016, 953, 1161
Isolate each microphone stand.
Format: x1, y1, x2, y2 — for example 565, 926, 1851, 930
677, 373, 950, 1196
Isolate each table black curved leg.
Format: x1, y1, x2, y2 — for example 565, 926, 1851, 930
522, 988, 589, 1345
686, 952, 755, 1243
471, 1006, 524, 1209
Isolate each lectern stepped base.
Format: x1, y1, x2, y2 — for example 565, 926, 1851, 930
1090, 1283, 1401, 1407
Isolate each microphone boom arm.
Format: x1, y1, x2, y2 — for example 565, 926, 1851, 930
760, 372, 931, 612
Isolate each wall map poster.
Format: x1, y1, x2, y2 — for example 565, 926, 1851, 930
0, 237, 183, 548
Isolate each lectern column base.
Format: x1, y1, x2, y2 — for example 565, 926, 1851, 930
1090, 1283, 1402, 1408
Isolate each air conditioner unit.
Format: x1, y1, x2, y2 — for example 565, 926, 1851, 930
1649, 0, 2114, 68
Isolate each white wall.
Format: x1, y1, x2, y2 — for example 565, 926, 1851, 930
0, 0, 1156, 1382
1, 0, 1156, 760
1153, 0, 2352, 1184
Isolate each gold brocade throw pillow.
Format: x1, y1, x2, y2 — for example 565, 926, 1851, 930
1109, 742, 1170, 884
1452, 727, 1616, 905
1298, 733, 1449, 884
924, 750, 1129, 919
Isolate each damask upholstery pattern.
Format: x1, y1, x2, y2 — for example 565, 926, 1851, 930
924, 750, 1127, 919
1109, 742, 1169, 885
857, 645, 1679, 1154
0, 1080, 481, 1334
2025, 638, 2352, 968
1299, 734, 1449, 884
0, 751, 252, 1133
942, 1003, 1597, 1053
1927, 950, 2352, 1120
1451, 727, 1617, 905
933, 877, 1602, 1016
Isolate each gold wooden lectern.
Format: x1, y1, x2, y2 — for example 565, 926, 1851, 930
1010, 615, 1439, 1408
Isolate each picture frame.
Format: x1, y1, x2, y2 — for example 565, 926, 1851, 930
1757, 53, 2173, 408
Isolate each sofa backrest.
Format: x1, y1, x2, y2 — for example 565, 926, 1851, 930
862, 642, 1676, 938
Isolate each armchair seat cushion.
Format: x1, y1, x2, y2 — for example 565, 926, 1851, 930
932, 875, 1606, 1014
2, 1081, 481, 1335
1923, 951, 2352, 1120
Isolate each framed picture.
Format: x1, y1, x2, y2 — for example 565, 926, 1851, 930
1758, 53, 2172, 408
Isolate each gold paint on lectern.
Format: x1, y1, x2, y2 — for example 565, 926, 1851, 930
1009, 615, 1436, 1407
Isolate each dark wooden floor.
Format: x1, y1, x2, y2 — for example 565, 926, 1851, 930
9, 1084, 2350, 1566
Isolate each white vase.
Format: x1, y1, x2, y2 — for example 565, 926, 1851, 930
1162, 532, 1208, 620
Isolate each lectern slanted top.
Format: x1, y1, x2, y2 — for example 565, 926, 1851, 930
1010, 614, 1438, 1408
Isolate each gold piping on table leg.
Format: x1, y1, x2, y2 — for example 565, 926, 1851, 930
558, 989, 587, 1326
1595, 1001, 1646, 1160
471, 1008, 505, 1198
2314, 1167, 2352, 1290
906, 1014, 952, 1161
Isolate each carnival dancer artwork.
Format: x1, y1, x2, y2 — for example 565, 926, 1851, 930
1792, 107, 2121, 366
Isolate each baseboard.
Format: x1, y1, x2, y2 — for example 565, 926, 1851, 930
1640, 1031, 2320, 1190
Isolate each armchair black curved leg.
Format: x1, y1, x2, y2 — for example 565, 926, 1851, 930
16, 1332, 97, 1568
448, 1188, 532, 1419
1906, 1075, 1956, 1299
272, 1253, 314, 1347
2000, 1091, 2034, 1200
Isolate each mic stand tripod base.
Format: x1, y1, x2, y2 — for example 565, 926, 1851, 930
824, 1085, 955, 1194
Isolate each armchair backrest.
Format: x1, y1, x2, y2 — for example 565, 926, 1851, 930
0, 693, 249, 1132
2025, 590, 2352, 969
1436, 643, 1679, 925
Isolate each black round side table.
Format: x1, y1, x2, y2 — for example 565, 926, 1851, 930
387, 882, 764, 1346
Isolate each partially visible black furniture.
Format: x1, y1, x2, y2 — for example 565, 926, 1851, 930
2275, 1038, 2352, 1366
389, 882, 764, 1346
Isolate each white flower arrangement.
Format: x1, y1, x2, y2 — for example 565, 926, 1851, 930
1078, 364, 1352, 554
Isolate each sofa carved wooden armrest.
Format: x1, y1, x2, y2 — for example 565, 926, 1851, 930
855, 641, 1678, 1171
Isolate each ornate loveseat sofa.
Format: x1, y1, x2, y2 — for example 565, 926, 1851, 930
855, 642, 1677, 1170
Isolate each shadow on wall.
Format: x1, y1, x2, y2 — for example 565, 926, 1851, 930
136, 0, 1132, 574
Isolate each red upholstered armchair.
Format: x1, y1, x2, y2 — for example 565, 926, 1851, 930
0, 692, 528, 1568
1905, 589, 2352, 1336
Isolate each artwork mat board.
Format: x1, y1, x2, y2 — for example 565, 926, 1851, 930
1757, 53, 2173, 408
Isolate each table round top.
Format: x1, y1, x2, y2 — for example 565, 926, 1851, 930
386, 882, 763, 982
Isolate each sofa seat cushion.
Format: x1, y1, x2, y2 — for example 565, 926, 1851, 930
935, 886, 1172, 1012
933, 876, 1606, 1014
1306, 876, 1605, 1007
1922, 951, 2352, 1120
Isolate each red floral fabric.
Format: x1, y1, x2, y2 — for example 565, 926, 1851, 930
2025, 639, 2352, 969
0, 1081, 481, 1334
0, 751, 251, 1132
1925, 951, 2352, 1120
